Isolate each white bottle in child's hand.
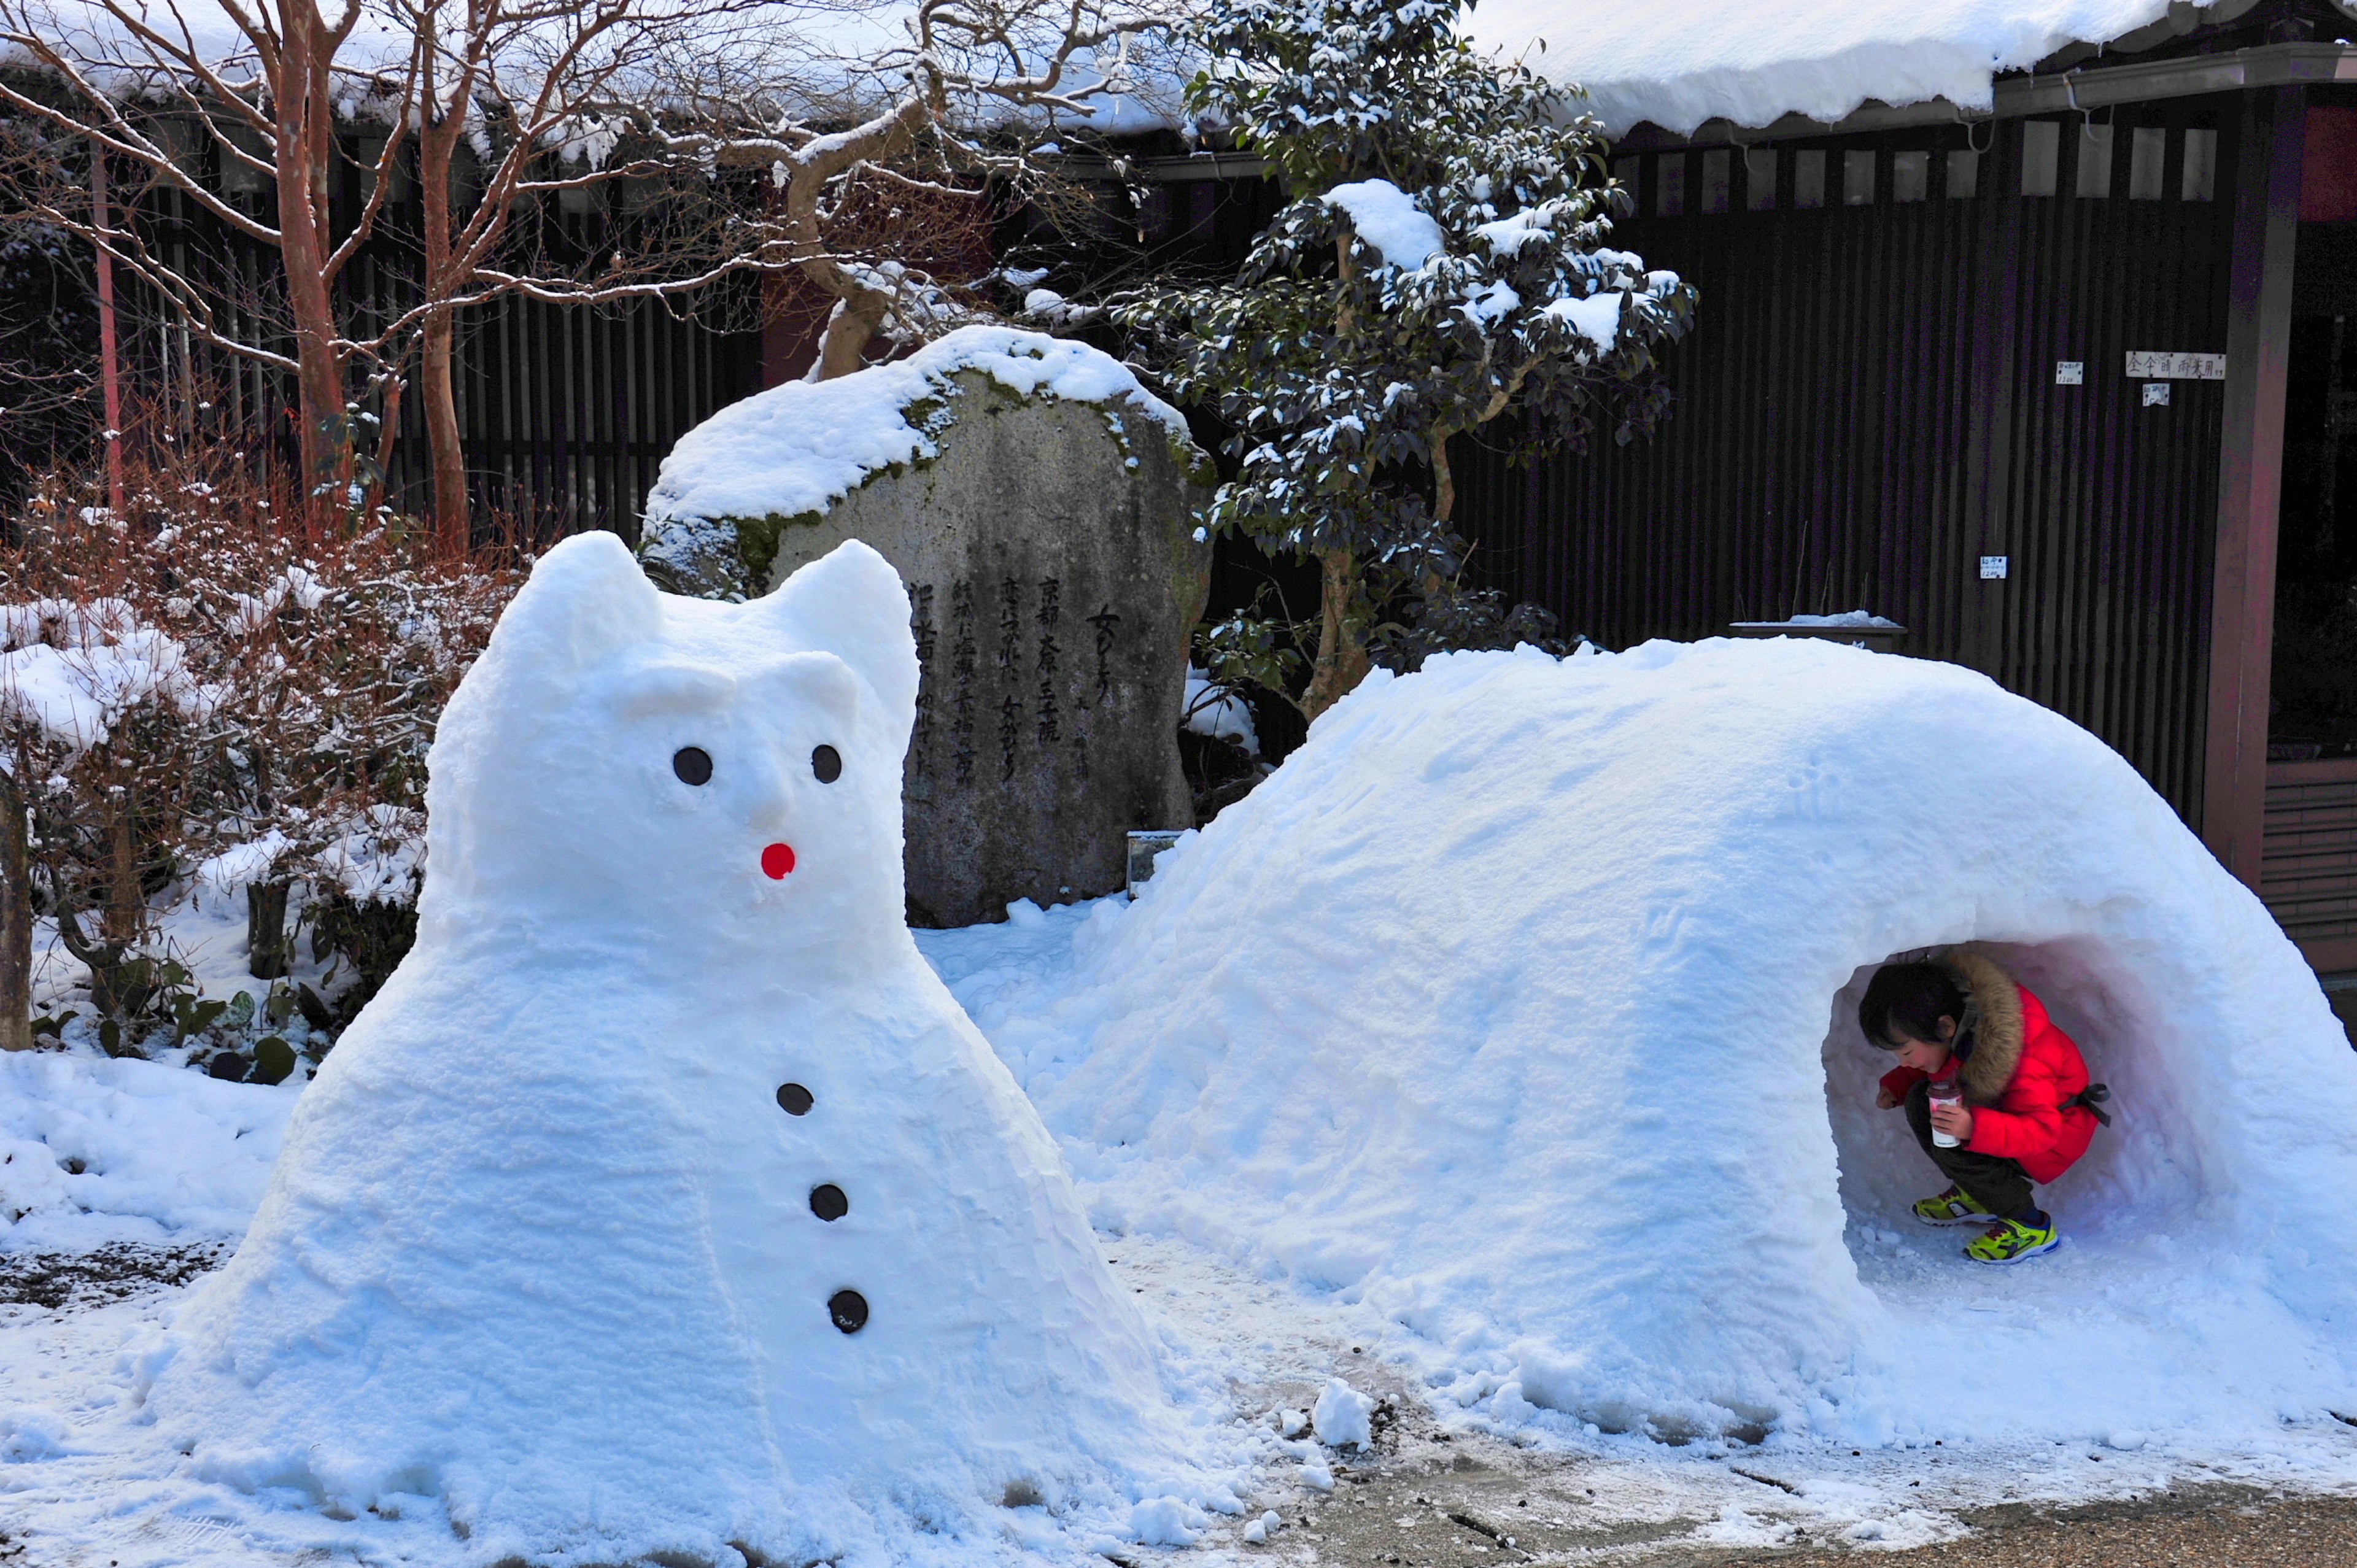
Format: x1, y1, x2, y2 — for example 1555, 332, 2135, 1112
1928, 1078, 1964, 1148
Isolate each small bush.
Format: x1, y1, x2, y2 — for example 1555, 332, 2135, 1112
1, 443, 524, 1057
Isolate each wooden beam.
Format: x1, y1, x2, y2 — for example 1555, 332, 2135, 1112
1963, 117, 2023, 677
2206, 86, 2305, 889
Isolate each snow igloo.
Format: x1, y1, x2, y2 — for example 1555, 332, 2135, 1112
138, 536, 1221, 1567
997, 637, 2357, 1446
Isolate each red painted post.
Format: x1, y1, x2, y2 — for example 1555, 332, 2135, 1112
2205, 87, 2305, 892
90, 138, 123, 517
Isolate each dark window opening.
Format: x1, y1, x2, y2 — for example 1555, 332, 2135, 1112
2022, 120, 2061, 197
2183, 128, 2218, 201
2075, 123, 2115, 198
1701, 149, 1732, 214
1793, 149, 1827, 209
1892, 150, 1929, 203
2129, 126, 2167, 200
1843, 149, 1876, 206
1946, 149, 1980, 199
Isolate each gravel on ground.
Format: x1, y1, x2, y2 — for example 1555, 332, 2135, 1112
1717, 1491, 2357, 1566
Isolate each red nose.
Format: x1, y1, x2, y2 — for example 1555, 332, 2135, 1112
761, 843, 796, 879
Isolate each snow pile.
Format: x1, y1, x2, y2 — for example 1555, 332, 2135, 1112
965, 637, 2357, 1445
1183, 668, 1260, 755
1310, 1378, 1375, 1449
1325, 180, 1449, 269
1539, 290, 1622, 352
1, 597, 214, 749
1467, 0, 2223, 136
192, 829, 295, 892
139, 535, 1231, 1566
641, 325, 1191, 538
1776, 611, 1904, 628
313, 801, 427, 903
0, 1052, 294, 1250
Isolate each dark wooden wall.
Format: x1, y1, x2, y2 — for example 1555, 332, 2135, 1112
112, 149, 764, 541
1456, 105, 2240, 824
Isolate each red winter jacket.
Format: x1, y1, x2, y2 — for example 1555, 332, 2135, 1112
1878, 949, 2099, 1185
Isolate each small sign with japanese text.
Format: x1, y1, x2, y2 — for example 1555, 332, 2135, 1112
2125, 350, 2226, 380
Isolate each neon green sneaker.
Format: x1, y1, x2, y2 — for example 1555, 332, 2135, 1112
1965, 1213, 2061, 1265
1911, 1185, 1995, 1227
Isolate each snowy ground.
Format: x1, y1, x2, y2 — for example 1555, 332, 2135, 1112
1, 895, 2354, 1564
917, 898, 2357, 1558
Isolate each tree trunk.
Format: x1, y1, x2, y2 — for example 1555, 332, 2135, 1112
246, 880, 292, 980
363, 369, 404, 517
1431, 428, 1457, 528
274, 7, 352, 510
421, 310, 468, 555
1301, 547, 1371, 720
0, 767, 33, 1053
1420, 429, 1459, 602
104, 795, 140, 949
814, 296, 885, 380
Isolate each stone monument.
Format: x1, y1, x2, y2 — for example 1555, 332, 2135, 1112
638, 327, 1214, 926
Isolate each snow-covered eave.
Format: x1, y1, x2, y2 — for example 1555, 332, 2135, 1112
1606, 37, 2357, 150
977, 36, 2357, 175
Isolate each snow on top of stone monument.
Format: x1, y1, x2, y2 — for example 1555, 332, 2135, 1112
139, 533, 1233, 1567
1466, 0, 2225, 136
642, 326, 1190, 535
965, 636, 2357, 1446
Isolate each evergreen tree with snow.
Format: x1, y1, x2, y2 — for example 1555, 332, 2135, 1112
1122, 0, 1696, 717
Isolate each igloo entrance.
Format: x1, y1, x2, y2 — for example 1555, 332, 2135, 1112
1821, 941, 2207, 1262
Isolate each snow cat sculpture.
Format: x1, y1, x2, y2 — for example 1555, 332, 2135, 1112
141, 535, 1204, 1565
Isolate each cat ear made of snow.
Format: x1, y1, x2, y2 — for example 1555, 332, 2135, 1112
751, 540, 919, 724
489, 531, 662, 676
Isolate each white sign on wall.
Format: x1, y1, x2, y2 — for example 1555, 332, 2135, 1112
1980, 555, 2010, 580
2055, 361, 2084, 385
2125, 350, 2226, 380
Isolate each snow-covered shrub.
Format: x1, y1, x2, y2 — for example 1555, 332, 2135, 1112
1118, 0, 1696, 718
1, 455, 522, 1059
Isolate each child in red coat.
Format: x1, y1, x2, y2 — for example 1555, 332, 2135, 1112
1860, 949, 2106, 1265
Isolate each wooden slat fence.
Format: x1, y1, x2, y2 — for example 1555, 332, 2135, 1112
106, 139, 764, 543
2264, 757, 2357, 971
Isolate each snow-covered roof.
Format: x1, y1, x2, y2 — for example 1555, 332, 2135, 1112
1466, 0, 2235, 137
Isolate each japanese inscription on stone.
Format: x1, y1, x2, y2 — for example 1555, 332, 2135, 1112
753, 368, 1213, 925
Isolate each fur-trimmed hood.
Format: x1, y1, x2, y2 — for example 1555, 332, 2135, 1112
1943, 946, 2024, 1107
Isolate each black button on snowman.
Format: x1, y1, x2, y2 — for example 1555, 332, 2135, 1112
675, 739, 867, 1334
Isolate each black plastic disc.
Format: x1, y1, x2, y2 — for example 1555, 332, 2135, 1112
809, 1183, 849, 1222
811, 744, 842, 783
672, 746, 713, 785
829, 1289, 869, 1334
775, 1082, 813, 1116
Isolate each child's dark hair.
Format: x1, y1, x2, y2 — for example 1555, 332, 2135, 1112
1858, 962, 1965, 1049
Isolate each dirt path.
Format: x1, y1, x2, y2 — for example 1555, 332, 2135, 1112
1250, 1399, 2357, 1568
1714, 1489, 2357, 1565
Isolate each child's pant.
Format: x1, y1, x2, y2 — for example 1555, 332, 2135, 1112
1905, 1079, 2034, 1218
